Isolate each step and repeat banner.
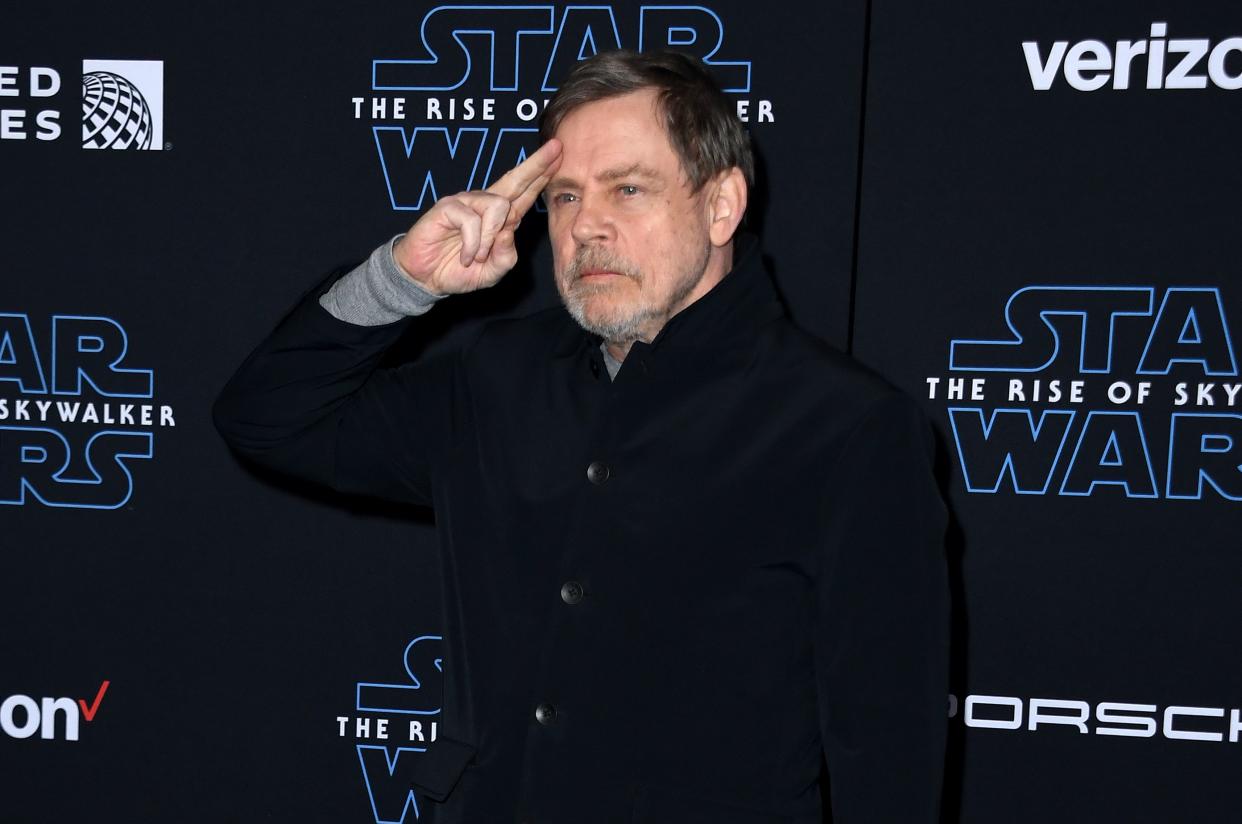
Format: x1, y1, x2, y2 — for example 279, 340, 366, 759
1, 2, 863, 821
1, 1, 1236, 821
852, 2, 1242, 822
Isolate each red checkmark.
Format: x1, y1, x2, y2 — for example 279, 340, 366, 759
79, 680, 110, 722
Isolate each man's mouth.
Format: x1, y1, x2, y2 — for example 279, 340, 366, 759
567, 248, 640, 284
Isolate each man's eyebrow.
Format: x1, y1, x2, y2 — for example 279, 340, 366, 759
596, 163, 662, 182
546, 174, 578, 191
545, 164, 664, 193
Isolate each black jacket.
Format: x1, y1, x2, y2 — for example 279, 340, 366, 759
214, 236, 949, 823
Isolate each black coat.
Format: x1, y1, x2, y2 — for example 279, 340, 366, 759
214, 236, 950, 823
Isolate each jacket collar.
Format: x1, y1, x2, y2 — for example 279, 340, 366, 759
552, 232, 785, 359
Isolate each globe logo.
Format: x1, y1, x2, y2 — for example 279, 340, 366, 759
82, 71, 153, 150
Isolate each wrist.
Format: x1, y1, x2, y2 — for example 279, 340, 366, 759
390, 235, 447, 297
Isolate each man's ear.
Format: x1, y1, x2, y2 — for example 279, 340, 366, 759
707, 167, 748, 247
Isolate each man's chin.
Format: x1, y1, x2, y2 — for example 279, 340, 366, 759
562, 295, 654, 342
565, 289, 621, 319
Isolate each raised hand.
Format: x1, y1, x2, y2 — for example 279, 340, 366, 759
392, 138, 563, 295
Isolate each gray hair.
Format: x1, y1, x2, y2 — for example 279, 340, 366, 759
539, 49, 754, 192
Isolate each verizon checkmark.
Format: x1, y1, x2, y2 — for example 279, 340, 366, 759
79, 680, 110, 722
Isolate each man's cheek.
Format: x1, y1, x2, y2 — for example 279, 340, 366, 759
548, 245, 568, 279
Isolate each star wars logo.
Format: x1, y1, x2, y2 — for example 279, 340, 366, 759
336, 636, 445, 823
926, 286, 1240, 500
351, 4, 773, 211
0, 313, 175, 509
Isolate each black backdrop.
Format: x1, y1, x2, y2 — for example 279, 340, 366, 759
2, 2, 1239, 821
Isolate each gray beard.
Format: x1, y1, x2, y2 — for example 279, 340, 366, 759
558, 240, 711, 346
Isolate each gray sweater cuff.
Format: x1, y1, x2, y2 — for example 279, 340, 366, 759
319, 234, 445, 325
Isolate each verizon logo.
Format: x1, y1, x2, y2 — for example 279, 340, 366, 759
1024, 22, 1242, 91
1, 680, 110, 742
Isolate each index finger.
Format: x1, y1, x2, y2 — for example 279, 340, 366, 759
486, 138, 562, 202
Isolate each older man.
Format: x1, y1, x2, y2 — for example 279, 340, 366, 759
215, 50, 948, 823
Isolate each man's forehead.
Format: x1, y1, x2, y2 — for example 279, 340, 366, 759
553, 90, 666, 149
556, 86, 661, 125
549, 89, 682, 184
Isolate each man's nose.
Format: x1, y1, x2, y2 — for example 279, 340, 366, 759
570, 195, 614, 245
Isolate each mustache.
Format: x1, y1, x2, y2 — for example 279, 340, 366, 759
566, 246, 642, 282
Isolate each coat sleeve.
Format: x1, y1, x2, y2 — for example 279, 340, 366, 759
815, 392, 950, 822
212, 270, 461, 505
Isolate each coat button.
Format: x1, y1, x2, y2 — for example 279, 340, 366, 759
535, 702, 557, 725
560, 580, 584, 605
586, 461, 610, 484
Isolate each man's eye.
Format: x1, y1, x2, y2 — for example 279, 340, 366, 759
618, 185, 640, 196
553, 192, 578, 205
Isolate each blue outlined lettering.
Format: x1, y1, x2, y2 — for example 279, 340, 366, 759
371, 5, 749, 92
51, 315, 153, 398
1167, 413, 1242, 500
542, 6, 623, 91
949, 409, 1242, 500
948, 408, 1075, 494
374, 127, 487, 211
1179, 311, 1202, 345
365, 5, 754, 210
950, 287, 1154, 374
374, 6, 556, 92
350, 638, 446, 822
638, 6, 751, 91
1059, 411, 1158, 498
0, 313, 47, 393
0, 427, 152, 509
374, 127, 549, 213
944, 285, 1240, 500
357, 745, 428, 824
667, 26, 697, 46
1100, 431, 1123, 466
1, 313, 162, 509
1137, 288, 1237, 376
356, 636, 443, 715
952, 286, 1238, 376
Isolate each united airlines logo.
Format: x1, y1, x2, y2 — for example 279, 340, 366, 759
81, 60, 165, 150
927, 286, 1240, 500
337, 636, 445, 823
0, 313, 175, 509
351, 4, 773, 211
0, 59, 166, 148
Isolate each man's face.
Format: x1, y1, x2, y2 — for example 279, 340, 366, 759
545, 88, 715, 345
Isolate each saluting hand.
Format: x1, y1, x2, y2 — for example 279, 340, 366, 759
392, 138, 563, 295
